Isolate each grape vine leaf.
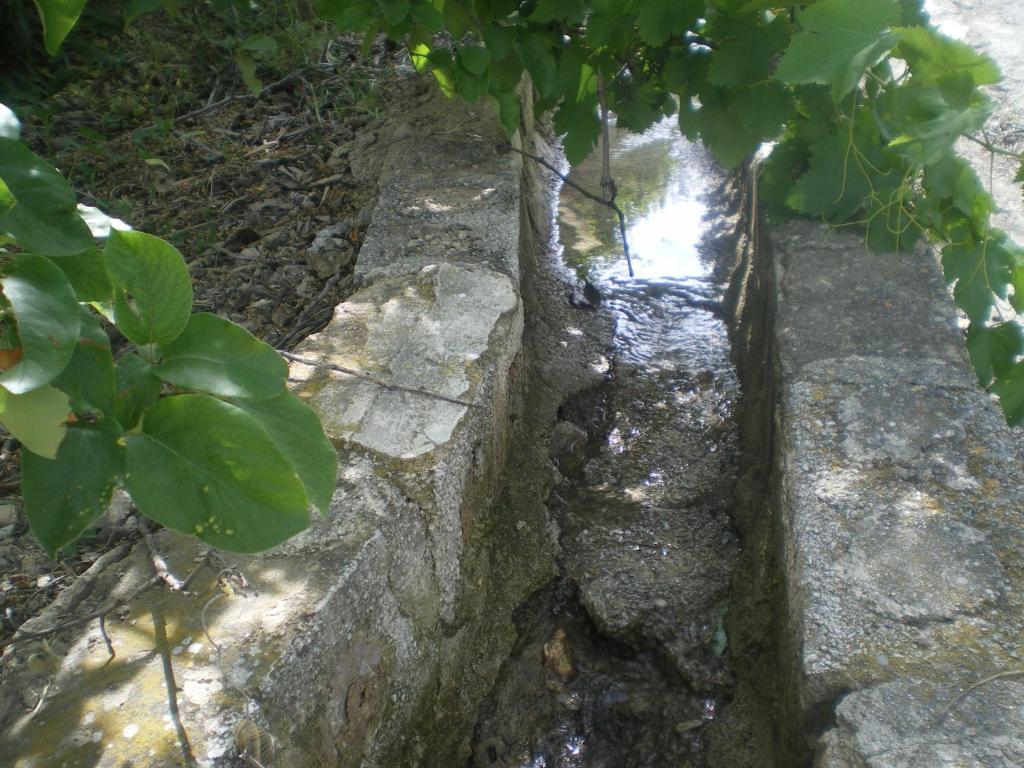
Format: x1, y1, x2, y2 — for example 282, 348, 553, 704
787, 133, 875, 221
529, 0, 587, 24
966, 322, 1024, 387
774, 0, 903, 102
941, 237, 1015, 323
992, 362, 1024, 426
708, 14, 790, 88
895, 25, 1000, 90
636, 0, 702, 47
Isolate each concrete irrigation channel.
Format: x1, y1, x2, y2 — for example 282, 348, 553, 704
2, 2, 1024, 764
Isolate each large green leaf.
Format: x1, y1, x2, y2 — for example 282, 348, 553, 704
941, 237, 1015, 323
104, 229, 193, 346
228, 391, 337, 515
966, 322, 1024, 387
51, 307, 115, 416
515, 33, 558, 99
376, 0, 410, 25
636, 0, 702, 47
775, 0, 903, 102
50, 247, 113, 302
0, 138, 93, 256
708, 14, 791, 88
22, 418, 125, 556
896, 25, 1000, 90
125, 394, 310, 552
0, 253, 80, 394
32, 0, 89, 54
113, 352, 161, 430
154, 312, 287, 399
992, 362, 1024, 426
882, 80, 991, 165
0, 385, 70, 459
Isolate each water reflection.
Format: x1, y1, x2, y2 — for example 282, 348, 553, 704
559, 119, 718, 282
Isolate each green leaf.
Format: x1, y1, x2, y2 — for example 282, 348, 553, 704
491, 88, 522, 137
0, 138, 93, 256
788, 130, 889, 221
239, 34, 278, 55
516, 33, 558, 99
51, 307, 115, 417
32, 0, 88, 54
636, 0, 702, 47
125, 394, 310, 553
966, 322, 1024, 386
708, 15, 791, 88
882, 80, 992, 165
376, 0, 410, 25
113, 353, 161, 430
154, 312, 287, 400
236, 52, 262, 96
992, 362, 1024, 426
315, 0, 377, 30
530, 0, 586, 24
104, 229, 193, 347
124, 0, 164, 27
49, 246, 113, 302
941, 237, 1015, 323
896, 25, 1000, 89
922, 154, 990, 221
0, 253, 80, 394
1012, 263, 1024, 313
410, 1, 443, 32
679, 100, 759, 168
483, 23, 516, 60
457, 45, 490, 76
775, 0, 903, 102
22, 418, 125, 556
228, 392, 337, 515
0, 385, 70, 459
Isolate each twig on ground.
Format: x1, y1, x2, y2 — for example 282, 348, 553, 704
936, 669, 1024, 721
98, 615, 115, 663
278, 350, 480, 408
153, 604, 198, 767
141, 520, 185, 591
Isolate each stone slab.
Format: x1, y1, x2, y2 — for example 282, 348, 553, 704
769, 219, 1024, 762
817, 677, 1024, 768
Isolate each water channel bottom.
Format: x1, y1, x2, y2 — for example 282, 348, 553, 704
470, 123, 743, 767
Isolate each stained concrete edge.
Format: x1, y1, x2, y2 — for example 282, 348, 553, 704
764, 220, 1024, 766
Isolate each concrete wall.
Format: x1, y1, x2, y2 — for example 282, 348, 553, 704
0, 81, 570, 768
730, 203, 1024, 765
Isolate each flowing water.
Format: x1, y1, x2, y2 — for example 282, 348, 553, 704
470, 121, 743, 768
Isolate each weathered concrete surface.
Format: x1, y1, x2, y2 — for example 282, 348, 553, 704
763, 221, 1024, 765
0, 81, 567, 768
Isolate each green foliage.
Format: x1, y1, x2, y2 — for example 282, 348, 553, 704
311, 0, 1024, 425
0, 102, 337, 556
